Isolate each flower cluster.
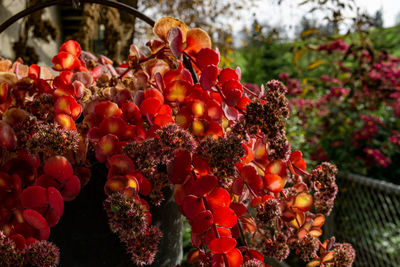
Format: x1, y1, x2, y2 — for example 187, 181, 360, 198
245, 80, 291, 161
0, 231, 59, 267
363, 147, 392, 167
388, 131, 400, 146
27, 123, 80, 157
283, 37, 400, 180
310, 162, 338, 215
103, 193, 161, 266
318, 39, 349, 52
0, 16, 354, 267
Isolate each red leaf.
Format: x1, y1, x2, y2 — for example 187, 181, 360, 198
164, 80, 192, 103
191, 210, 213, 234
206, 99, 223, 121
196, 48, 220, 70
191, 231, 203, 248
104, 176, 127, 195
265, 160, 287, 178
46, 187, 64, 226
169, 150, 192, 184
0, 82, 8, 103
154, 114, 174, 127
39, 226, 50, 240
140, 97, 162, 116
21, 186, 48, 210
22, 209, 48, 230
54, 95, 82, 120
107, 154, 136, 178
263, 173, 284, 193
164, 63, 193, 85
191, 174, 218, 197
28, 64, 40, 80
204, 227, 232, 245
205, 121, 223, 138
95, 101, 122, 119
200, 64, 218, 91
206, 187, 231, 209
44, 156, 73, 180
312, 214, 325, 227
0, 172, 12, 191
231, 176, 244, 195
54, 114, 76, 130
9, 234, 25, 250
182, 195, 205, 220
224, 89, 242, 107
59, 40, 81, 57
237, 96, 251, 111
53, 71, 73, 88
0, 121, 17, 150
213, 207, 237, 228
192, 154, 210, 176
219, 68, 239, 84
61, 175, 81, 201
209, 237, 237, 254
99, 117, 127, 138
145, 87, 164, 102
95, 134, 119, 162
290, 150, 306, 171
230, 203, 247, 217
139, 177, 151, 196
121, 102, 142, 125
52, 52, 81, 71
226, 248, 243, 267
240, 165, 263, 193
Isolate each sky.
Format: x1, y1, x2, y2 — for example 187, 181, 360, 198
232, 0, 400, 39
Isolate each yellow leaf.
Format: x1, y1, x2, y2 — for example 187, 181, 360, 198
301, 28, 317, 38
307, 60, 325, 70
294, 49, 306, 64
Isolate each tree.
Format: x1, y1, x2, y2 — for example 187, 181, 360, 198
372, 9, 384, 28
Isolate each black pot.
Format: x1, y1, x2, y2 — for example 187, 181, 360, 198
50, 163, 183, 267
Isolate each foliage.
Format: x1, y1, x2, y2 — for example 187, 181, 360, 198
235, 0, 400, 182
281, 28, 400, 182
0, 17, 354, 266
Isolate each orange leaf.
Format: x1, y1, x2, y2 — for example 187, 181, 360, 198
153, 17, 188, 42
263, 173, 284, 193
185, 28, 212, 55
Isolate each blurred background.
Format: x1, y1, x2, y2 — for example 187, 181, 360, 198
1, 0, 399, 266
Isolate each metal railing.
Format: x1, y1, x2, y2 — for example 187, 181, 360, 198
324, 173, 400, 267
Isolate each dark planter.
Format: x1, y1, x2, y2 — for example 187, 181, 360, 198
50, 163, 183, 267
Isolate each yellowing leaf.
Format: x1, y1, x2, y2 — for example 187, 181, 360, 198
294, 49, 306, 64
306, 259, 321, 267
307, 60, 325, 70
301, 28, 317, 38
294, 192, 313, 212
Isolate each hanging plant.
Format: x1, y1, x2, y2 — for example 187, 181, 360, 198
0, 15, 355, 267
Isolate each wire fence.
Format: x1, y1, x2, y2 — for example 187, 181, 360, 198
324, 173, 400, 267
